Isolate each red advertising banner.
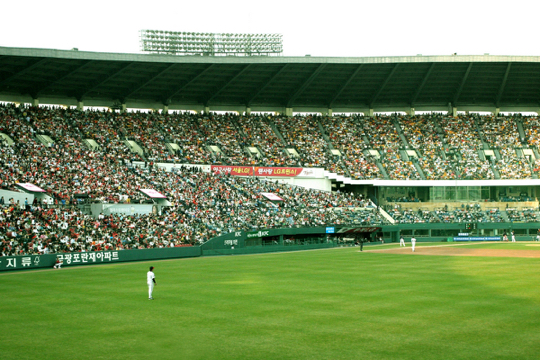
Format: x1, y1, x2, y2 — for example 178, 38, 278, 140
254, 167, 303, 177
211, 165, 253, 176
211, 166, 304, 177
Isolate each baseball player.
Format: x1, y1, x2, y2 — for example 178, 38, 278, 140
511, 231, 516, 243
147, 266, 156, 300
399, 236, 406, 247
411, 236, 416, 252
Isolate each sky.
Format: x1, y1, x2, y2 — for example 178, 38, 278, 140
1, 0, 539, 58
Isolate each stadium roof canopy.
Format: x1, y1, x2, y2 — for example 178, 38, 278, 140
1, 46, 540, 114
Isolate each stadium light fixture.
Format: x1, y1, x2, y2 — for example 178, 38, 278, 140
140, 30, 283, 56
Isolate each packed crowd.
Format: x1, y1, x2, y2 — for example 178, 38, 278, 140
363, 116, 421, 180
477, 117, 532, 179
506, 208, 538, 223
3, 105, 539, 181
399, 116, 457, 180
521, 117, 540, 177
2, 104, 540, 256
1, 205, 191, 257
236, 115, 299, 167
438, 116, 495, 180
1, 161, 382, 257
386, 204, 509, 224
273, 115, 334, 169
321, 115, 381, 179
388, 208, 440, 224
434, 207, 505, 223
0, 106, 151, 204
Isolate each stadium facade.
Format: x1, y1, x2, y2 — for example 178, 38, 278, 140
1, 46, 540, 270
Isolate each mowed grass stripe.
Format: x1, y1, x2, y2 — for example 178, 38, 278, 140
2, 247, 540, 360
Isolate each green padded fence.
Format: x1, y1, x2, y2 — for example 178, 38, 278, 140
0, 246, 201, 271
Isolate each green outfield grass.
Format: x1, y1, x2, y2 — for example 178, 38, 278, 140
3, 244, 540, 360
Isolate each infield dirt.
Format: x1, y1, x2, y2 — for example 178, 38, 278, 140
365, 245, 540, 258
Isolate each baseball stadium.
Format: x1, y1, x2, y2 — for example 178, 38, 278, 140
2, 42, 540, 359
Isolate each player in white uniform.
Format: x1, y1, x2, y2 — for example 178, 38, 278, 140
411, 237, 416, 252
399, 236, 406, 247
511, 231, 516, 243
147, 266, 156, 300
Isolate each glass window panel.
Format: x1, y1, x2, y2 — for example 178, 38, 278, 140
469, 187, 480, 201
445, 187, 456, 201
457, 186, 468, 201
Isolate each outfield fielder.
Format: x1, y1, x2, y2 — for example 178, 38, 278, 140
411, 236, 416, 252
147, 266, 156, 300
400, 236, 406, 247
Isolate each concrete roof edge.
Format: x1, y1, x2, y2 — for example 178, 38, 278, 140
2, 46, 540, 64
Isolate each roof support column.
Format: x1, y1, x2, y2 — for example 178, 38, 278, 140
32, 98, 39, 107
366, 108, 374, 117
77, 101, 84, 110
494, 108, 500, 117
325, 108, 333, 116
204, 106, 210, 114
406, 107, 415, 116
285, 107, 293, 116
246, 107, 251, 115
121, 104, 127, 113
163, 105, 169, 113
448, 103, 457, 117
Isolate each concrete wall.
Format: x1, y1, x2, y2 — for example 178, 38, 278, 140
0, 189, 35, 208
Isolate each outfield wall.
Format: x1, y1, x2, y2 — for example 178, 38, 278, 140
0, 246, 201, 272
202, 242, 338, 256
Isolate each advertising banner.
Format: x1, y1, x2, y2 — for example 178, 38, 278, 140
254, 167, 303, 177
209, 166, 319, 178
0, 247, 201, 271
211, 165, 254, 176
246, 230, 271, 239
453, 237, 501, 241
0, 251, 121, 271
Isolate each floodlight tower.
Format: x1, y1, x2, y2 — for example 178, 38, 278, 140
140, 30, 283, 56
